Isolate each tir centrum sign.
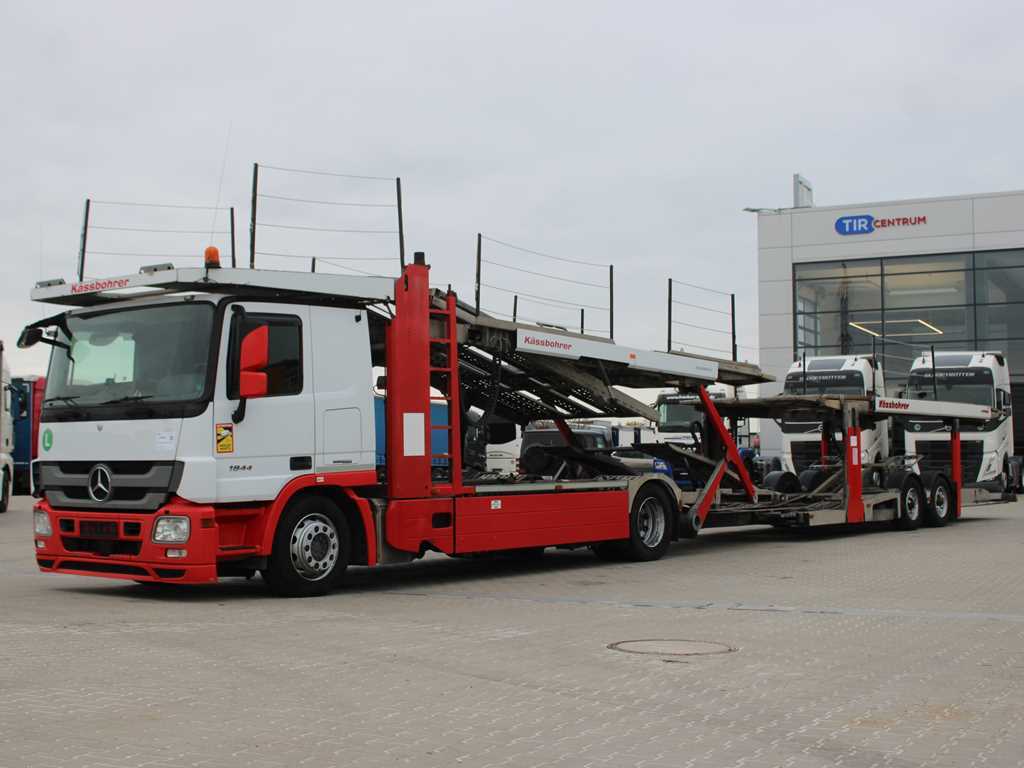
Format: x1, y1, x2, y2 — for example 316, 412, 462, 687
835, 214, 927, 236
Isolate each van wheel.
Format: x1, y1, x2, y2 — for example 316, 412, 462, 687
893, 474, 924, 531
623, 485, 671, 561
262, 495, 350, 597
0, 469, 9, 513
924, 474, 954, 527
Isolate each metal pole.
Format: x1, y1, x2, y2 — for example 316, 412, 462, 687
580, 308, 585, 335
249, 163, 259, 269
608, 264, 615, 340
77, 198, 91, 281
802, 351, 807, 394
396, 177, 405, 269
512, 294, 518, 322
872, 336, 877, 395
311, 257, 317, 273
667, 278, 673, 352
229, 207, 236, 268
931, 344, 938, 401
730, 292, 737, 361
475, 233, 482, 314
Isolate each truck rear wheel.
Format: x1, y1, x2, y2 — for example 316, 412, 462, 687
624, 485, 672, 561
262, 495, 350, 597
891, 473, 924, 531
923, 474, 954, 527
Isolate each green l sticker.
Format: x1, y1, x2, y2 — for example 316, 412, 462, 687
42, 428, 53, 452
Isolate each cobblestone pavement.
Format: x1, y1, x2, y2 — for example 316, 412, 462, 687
2, 496, 1023, 768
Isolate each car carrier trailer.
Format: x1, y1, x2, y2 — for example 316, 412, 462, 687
651, 391, 998, 535
23, 251, 770, 596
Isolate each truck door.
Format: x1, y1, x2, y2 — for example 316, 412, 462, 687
212, 303, 315, 502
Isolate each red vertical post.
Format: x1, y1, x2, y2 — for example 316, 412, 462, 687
950, 419, 962, 518
385, 258, 433, 499
820, 430, 829, 464
845, 423, 865, 523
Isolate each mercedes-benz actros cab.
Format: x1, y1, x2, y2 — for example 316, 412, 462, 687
782, 355, 888, 479
904, 351, 1017, 493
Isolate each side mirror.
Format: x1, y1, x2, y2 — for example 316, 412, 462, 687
232, 324, 269, 423
239, 325, 269, 399
17, 327, 43, 349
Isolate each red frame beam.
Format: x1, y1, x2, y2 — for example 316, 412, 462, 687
698, 386, 757, 501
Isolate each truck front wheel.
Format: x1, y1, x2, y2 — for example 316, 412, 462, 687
263, 495, 351, 597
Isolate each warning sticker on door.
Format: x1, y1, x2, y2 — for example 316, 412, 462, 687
215, 423, 234, 454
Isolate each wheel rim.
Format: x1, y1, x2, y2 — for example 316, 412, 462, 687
905, 487, 921, 521
933, 485, 949, 519
289, 512, 340, 581
637, 497, 666, 548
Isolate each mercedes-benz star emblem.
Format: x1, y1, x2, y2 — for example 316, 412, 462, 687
87, 464, 113, 503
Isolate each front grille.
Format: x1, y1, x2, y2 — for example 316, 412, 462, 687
62, 537, 142, 556
790, 442, 841, 474
37, 461, 183, 512
915, 440, 983, 481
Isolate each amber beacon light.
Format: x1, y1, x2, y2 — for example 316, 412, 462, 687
204, 246, 221, 268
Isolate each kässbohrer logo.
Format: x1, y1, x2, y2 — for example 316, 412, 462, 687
70, 278, 130, 294
835, 214, 927, 236
878, 399, 911, 410
522, 335, 573, 352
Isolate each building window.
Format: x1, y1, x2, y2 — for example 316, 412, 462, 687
792, 249, 1024, 389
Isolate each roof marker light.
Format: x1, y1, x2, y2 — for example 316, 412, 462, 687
204, 246, 221, 269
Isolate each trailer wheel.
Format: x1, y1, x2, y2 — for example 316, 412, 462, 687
0, 469, 9, 513
892, 473, 924, 531
923, 474, 953, 527
262, 495, 351, 597
623, 485, 672, 561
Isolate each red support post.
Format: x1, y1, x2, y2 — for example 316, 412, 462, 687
845, 425, 865, 523
697, 386, 757, 501
385, 260, 433, 499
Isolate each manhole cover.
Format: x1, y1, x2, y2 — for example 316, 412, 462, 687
609, 639, 735, 657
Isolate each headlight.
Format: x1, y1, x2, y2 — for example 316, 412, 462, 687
153, 516, 190, 543
33, 510, 52, 536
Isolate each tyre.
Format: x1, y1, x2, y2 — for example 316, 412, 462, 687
621, 484, 672, 561
923, 473, 954, 527
0, 470, 10, 513
764, 470, 801, 494
262, 495, 351, 597
798, 468, 829, 493
868, 455, 885, 489
890, 472, 924, 531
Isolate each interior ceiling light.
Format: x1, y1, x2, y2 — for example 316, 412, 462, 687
848, 319, 944, 338
886, 286, 959, 296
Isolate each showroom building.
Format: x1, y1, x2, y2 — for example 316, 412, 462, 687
756, 188, 1024, 457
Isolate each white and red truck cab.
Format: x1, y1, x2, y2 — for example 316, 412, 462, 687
24, 253, 770, 595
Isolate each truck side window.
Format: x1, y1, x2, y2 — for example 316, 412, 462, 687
228, 313, 303, 398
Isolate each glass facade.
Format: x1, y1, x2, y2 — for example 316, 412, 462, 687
793, 249, 1024, 390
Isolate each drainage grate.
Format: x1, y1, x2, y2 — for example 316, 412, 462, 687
609, 639, 735, 657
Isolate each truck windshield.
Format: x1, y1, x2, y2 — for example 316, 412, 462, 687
906, 369, 994, 407
657, 401, 702, 431
44, 302, 215, 407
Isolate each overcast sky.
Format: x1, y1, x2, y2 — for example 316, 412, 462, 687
2, 1, 1023, 376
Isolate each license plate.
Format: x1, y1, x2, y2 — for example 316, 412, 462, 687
80, 520, 118, 539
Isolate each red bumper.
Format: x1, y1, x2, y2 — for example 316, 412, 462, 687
33, 497, 222, 584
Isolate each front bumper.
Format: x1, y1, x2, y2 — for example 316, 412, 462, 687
33, 497, 220, 584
